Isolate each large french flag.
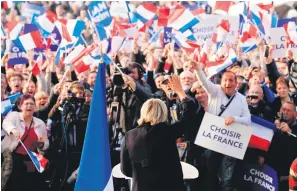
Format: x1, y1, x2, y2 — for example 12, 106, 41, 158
75, 59, 114, 191
168, 5, 199, 33
249, 115, 276, 152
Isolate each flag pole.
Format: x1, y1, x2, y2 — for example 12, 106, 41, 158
87, 10, 101, 41
80, 34, 88, 46
27, 72, 33, 83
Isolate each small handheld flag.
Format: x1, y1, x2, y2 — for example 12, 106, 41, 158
19, 141, 48, 173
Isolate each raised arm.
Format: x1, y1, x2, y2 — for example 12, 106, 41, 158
167, 74, 197, 139
194, 63, 219, 97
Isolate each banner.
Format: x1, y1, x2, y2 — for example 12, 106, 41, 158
242, 164, 278, 191
8, 41, 28, 66
194, 112, 252, 159
21, 3, 44, 23
191, 15, 239, 45
270, 27, 297, 59
88, 2, 112, 27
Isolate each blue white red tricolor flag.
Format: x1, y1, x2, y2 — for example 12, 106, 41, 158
249, 115, 276, 152
20, 141, 48, 173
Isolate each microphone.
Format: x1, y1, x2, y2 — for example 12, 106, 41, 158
277, 112, 297, 137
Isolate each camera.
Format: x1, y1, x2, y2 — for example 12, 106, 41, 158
63, 90, 85, 116
112, 63, 131, 86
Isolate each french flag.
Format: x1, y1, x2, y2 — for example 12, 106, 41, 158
135, 3, 157, 24
75, 55, 96, 74
20, 141, 48, 173
104, 37, 125, 53
200, 41, 209, 65
172, 32, 200, 53
63, 44, 86, 65
240, 23, 259, 53
6, 20, 23, 40
206, 48, 237, 78
248, 4, 266, 36
36, 11, 57, 36
137, 17, 154, 33
55, 19, 85, 43
257, 2, 273, 13
158, 7, 170, 27
249, 115, 276, 152
228, 2, 249, 18
168, 5, 199, 33
191, 7, 206, 17
284, 21, 297, 46
13, 25, 44, 51
135, 3, 157, 22
214, 1, 234, 15
149, 28, 162, 44
216, 19, 230, 50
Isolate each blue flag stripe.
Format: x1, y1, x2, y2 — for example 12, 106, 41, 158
251, 115, 276, 131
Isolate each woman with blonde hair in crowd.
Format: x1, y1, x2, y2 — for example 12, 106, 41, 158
34, 91, 49, 109
120, 74, 195, 191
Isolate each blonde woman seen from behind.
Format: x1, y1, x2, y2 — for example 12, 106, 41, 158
120, 74, 195, 191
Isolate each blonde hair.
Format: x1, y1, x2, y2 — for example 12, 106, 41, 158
34, 91, 48, 100
138, 98, 168, 126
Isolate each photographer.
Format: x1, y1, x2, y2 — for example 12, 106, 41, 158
266, 102, 297, 191
47, 81, 90, 191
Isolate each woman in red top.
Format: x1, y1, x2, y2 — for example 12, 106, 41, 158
2, 94, 48, 191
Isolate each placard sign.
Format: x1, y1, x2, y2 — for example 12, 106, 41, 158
194, 112, 252, 160
242, 164, 278, 191
270, 27, 297, 59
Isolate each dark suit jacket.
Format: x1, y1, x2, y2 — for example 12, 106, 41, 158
120, 99, 194, 191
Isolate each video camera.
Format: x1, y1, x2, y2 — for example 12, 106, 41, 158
63, 90, 85, 116
112, 63, 131, 86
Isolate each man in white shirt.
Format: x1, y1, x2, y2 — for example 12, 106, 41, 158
195, 65, 251, 191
